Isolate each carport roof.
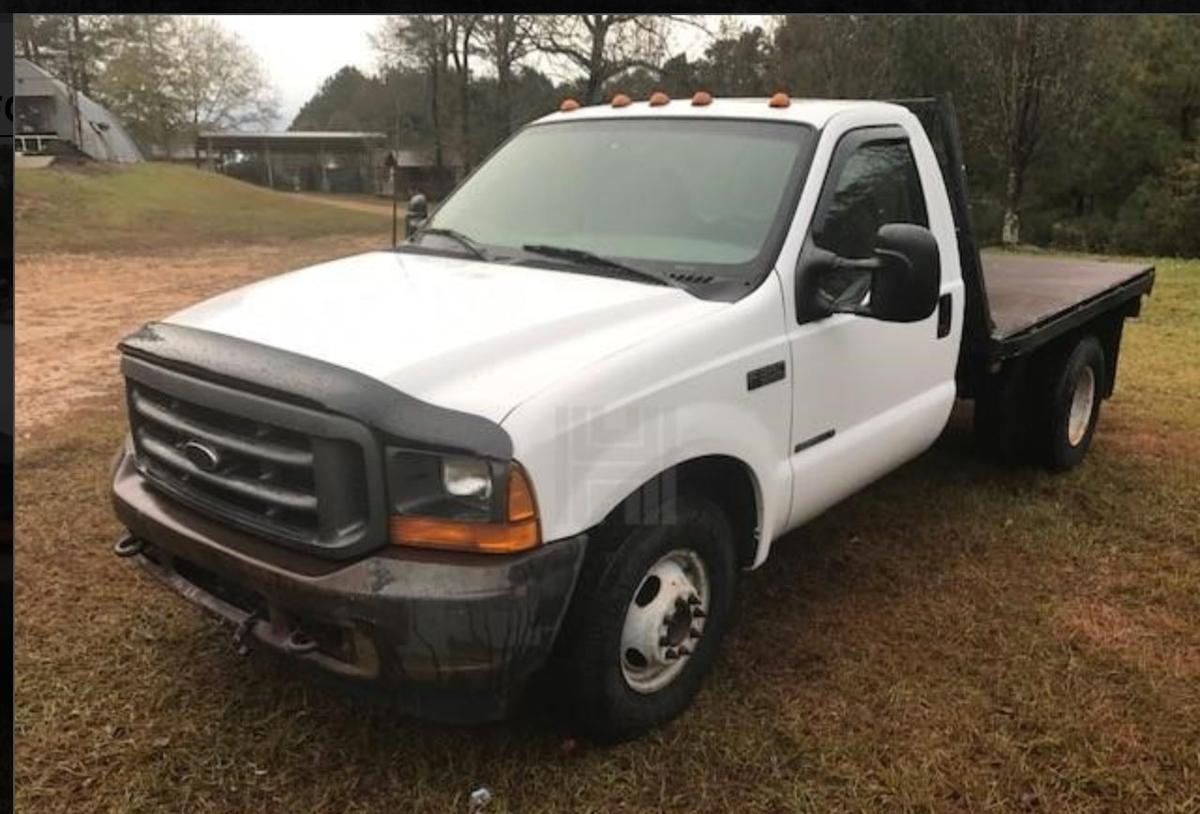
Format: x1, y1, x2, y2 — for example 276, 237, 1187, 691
197, 131, 387, 150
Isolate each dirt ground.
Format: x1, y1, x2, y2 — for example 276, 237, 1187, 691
13, 235, 384, 439
290, 192, 399, 215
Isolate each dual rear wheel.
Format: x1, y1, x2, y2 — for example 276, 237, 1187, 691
974, 334, 1107, 471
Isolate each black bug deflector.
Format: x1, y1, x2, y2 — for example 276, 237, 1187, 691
120, 321, 513, 460
112, 449, 587, 723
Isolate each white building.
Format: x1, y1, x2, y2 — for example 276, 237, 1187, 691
14, 58, 142, 163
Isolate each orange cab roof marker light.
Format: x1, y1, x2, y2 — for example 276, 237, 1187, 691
611, 93, 632, 108
769, 92, 791, 108
691, 91, 713, 106
648, 91, 670, 107
560, 98, 580, 112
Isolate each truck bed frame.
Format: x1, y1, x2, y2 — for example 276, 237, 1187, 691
892, 98, 1154, 396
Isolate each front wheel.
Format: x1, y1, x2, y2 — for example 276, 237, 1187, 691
556, 495, 738, 741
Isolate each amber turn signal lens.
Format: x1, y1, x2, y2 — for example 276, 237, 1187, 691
507, 464, 537, 522
648, 91, 670, 107
768, 92, 791, 108
691, 91, 713, 106
560, 98, 580, 112
611, 93, 632, 108
390, 464, 542, 554
389, 515, 539, 554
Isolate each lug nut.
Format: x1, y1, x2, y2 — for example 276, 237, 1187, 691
689, 627, 702, 639
659, 636, 670, 646
678, 646, 691, 657
693, 608, 707, 619
687, 594, 701, 606
665, 648, 679, 660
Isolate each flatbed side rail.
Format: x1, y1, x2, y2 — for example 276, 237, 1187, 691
989, 266, 1155, 361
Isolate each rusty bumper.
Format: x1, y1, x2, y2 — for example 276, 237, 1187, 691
111, 449, 586, 723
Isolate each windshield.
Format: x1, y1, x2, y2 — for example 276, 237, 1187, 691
422, 118, 816, 297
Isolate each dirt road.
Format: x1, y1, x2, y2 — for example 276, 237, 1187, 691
291, 192, 400, 215
14, 235, 384, 438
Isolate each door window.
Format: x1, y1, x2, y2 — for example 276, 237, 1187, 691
813, 140, 927, 260
803, 137, 928, 311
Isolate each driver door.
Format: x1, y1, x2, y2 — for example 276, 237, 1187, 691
784, 125, 958, 529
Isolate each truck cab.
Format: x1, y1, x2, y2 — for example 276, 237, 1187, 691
111, 95, 1152, 740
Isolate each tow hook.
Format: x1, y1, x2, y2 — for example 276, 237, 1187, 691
283, 629, 319, 655
233, 610, 261, 657
113, 534, 144, 558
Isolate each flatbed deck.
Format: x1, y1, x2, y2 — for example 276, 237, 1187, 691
980, 252, 1154, 358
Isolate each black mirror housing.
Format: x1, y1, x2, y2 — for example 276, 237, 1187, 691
868, 223, 941, 323
798, 223, 941, 324
404, 194, 429, 239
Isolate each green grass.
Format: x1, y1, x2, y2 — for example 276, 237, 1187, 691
13, 260, 1200, 813
15, 162, 390, 254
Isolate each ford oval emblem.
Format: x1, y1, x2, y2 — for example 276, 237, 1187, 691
182, 440, 221, 472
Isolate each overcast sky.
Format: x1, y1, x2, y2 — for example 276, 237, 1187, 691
213, 15, 767, 129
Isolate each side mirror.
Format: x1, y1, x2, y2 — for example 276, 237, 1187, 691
799, 223, 940, 323
404, 194, 429, 239
868, 223, 941, 323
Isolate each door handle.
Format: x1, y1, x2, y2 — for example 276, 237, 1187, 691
937, 293, 952, 338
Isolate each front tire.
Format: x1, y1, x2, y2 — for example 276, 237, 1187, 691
557, 495, 737, 741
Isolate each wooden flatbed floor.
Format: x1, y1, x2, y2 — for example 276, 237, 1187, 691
981, 252, 1155, 341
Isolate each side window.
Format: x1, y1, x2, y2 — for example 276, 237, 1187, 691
813, 140, 928, 260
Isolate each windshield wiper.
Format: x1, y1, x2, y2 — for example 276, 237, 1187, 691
414, 227, 490, 261
521, 244, 672, 287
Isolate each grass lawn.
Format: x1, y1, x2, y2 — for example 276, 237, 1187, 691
12, 257, 1198, 812
14, 162, 390, 254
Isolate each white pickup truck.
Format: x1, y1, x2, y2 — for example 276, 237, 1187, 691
111, 95, 1153, 740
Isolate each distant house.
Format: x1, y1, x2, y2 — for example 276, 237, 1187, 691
196, 131, 387, 194
13, 58, 142, 163
379, 149, 462, 201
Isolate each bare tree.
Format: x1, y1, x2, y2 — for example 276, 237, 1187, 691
375, 15, 451, 169
477, 14, 537, 138
533, 15, 688, 104
447, 14, 481, 175
14, 14, 42, 60
962, 15, 1087, 245
97, 15, 182, 155
171, 17, 278, 159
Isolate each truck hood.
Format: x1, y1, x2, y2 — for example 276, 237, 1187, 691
166, 250, 722, 424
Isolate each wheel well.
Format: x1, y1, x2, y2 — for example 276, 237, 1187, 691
1030, 318, 1121, 398
604, 455, 760, 569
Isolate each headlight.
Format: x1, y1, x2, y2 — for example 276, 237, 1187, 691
385, 448, 540, 554
442, 456, 492, 500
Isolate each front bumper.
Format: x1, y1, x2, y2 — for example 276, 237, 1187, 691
111, 450, 586, 723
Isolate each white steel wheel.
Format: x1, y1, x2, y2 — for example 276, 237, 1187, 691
619, 548, 710, 694
1067, 365, 1096, 447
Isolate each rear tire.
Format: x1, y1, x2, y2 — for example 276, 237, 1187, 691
1036, 335, 1106, 471
555, 494, 737, 742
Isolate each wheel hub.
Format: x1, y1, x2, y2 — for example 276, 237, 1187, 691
620, 548, 709, 694
1068, 365, 1096, 447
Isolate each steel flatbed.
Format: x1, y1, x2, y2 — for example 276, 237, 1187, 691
982, 252, 1154, 360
